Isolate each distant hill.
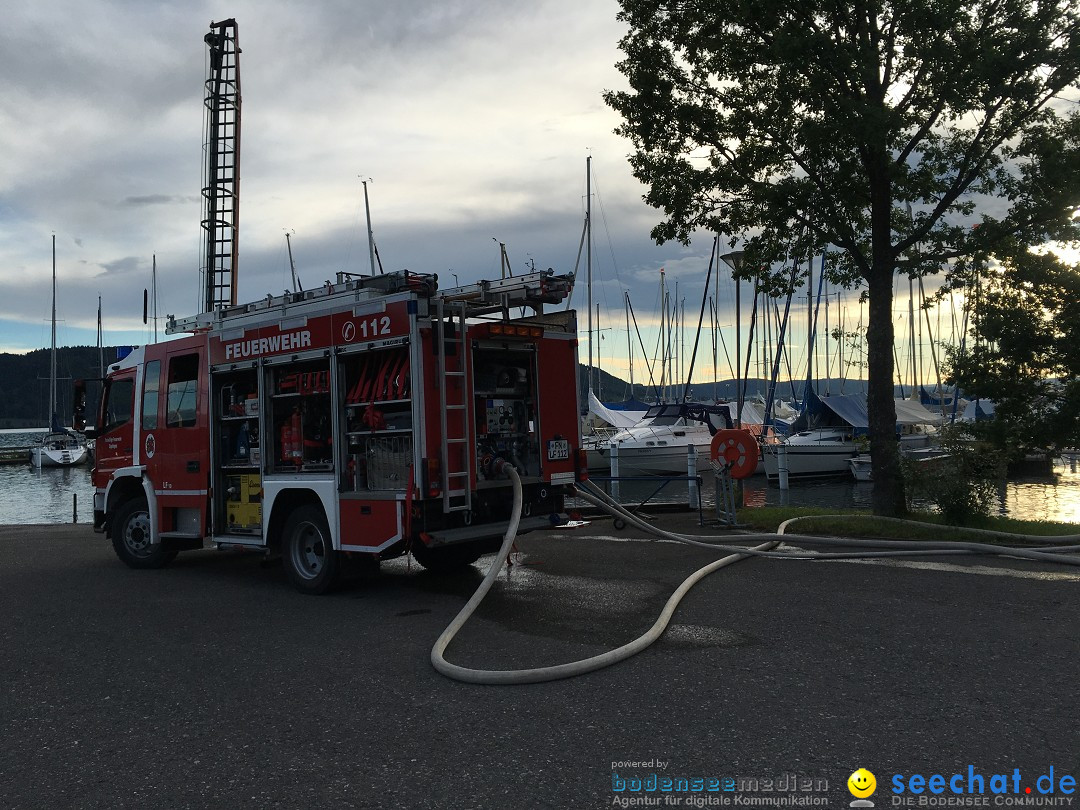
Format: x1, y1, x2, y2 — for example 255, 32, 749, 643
578, 367, 873, 409
0, 346, 115, 429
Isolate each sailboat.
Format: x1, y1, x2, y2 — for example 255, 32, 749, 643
589, 237, 746, 474
30, 236, 88, 468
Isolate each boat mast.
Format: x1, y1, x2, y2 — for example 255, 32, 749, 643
710, 296, 717, 402
97, 295, 103, 381
673, 295, 682, 401
625, 292, 634, 395
586, 155, 593, 400
908, 275, 918, 396
673, 282, 679, 395
659, 267, 666, 401
50, 234, 57, 428
807, 258, 813, 396
152, 254, 158, 341
596, 302, 601, 397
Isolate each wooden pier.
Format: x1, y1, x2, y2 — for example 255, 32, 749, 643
0, 446, 31, 465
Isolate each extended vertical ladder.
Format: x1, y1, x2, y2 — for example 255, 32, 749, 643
202, 18, 242, 312
434, 300, 472, 513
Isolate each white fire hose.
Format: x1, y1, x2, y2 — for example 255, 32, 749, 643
431, 472, 1080, 685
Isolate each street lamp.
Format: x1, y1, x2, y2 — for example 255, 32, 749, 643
720, 251, 745, 427
719, 251, 744, 272
451, 271, 460, 287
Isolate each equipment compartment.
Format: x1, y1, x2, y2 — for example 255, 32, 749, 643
268, 360, 334, 472
340, 346, 414, 492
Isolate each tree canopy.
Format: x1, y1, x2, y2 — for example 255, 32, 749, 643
605, 0, 1080, 514
946, 241, 1080, 456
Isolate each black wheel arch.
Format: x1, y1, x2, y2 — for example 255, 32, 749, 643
105, 477, 149, 538
267, 488, 327, 553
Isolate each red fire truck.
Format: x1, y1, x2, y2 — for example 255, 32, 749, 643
92, 269, 584, 593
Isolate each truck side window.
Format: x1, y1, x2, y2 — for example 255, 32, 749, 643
101, 378, 134, 435
142, 360, 161, 430
166, 354, 200, 428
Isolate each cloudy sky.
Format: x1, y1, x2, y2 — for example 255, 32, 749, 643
2, 0, 976, 395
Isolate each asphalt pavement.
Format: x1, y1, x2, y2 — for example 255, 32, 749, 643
2, 515, 1079, 809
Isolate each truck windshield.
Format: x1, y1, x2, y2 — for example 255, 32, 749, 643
100, 377, 134, 435
167, 354, 199, 427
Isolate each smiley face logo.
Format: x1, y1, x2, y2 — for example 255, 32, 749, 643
848, 769, 876, 799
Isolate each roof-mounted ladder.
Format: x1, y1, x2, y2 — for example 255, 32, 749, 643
436, 270, 574, 317
434, 299, 472, 514
165, 269, 574, 336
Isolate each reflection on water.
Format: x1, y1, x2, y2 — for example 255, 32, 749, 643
587, 455, 1080, 525
1000, 455, 1080, 523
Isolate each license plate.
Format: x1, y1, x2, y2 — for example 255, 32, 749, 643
546, 439, 569, 461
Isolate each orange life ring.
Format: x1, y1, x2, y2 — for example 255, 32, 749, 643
709, 429, 759, 479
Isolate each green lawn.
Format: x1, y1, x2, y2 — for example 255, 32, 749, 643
736, 507, 1080, 544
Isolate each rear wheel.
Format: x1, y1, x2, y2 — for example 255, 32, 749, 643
411, 540, 484, 573
111, 498, 177, 570
281, 504, 340, 594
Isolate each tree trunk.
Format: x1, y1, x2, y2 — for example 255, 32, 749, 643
865, 155, 906, 516
866, 263, 904, 515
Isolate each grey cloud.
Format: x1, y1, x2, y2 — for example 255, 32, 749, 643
96, 256, 144, 277
118, 194, 197, 207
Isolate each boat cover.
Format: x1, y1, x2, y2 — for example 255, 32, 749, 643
961, 399, 996, 421
587, 391, 647, 429
791, 390, 944, 432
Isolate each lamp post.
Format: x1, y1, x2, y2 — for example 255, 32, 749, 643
720, 251, 745, 428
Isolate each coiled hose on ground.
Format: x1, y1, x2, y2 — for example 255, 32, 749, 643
431, 471, 1080, 685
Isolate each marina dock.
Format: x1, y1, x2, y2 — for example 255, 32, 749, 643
0, 446, 30, 465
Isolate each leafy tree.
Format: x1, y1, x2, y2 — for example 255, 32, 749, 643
605, 0, 1080, 515
945, 240, 1080, 456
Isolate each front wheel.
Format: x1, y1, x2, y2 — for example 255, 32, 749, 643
281, 504, 340, 594
110, 498, 177, 570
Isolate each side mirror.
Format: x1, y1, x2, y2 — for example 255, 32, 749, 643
72, 379, 87, 432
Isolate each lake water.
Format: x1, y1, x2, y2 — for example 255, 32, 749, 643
3, 428, 1079, 526
587, 455, 1080, 525
0, 429, 93, 524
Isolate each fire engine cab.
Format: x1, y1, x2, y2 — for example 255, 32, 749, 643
92, 269, 583, 593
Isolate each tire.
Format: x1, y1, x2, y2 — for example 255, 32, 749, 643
110, 498, 177, 570
411, 540, 484, 573
281, 504, 340, 594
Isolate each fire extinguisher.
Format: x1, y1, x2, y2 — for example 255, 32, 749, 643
290, 407, 303, 465
280, 420, 292, 463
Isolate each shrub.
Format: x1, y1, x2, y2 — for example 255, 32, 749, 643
902, 427, 1006, 525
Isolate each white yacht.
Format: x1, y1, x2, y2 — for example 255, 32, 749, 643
30, 431, 89, 468
762, 393, 941, 482
589, 402, 733, 475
